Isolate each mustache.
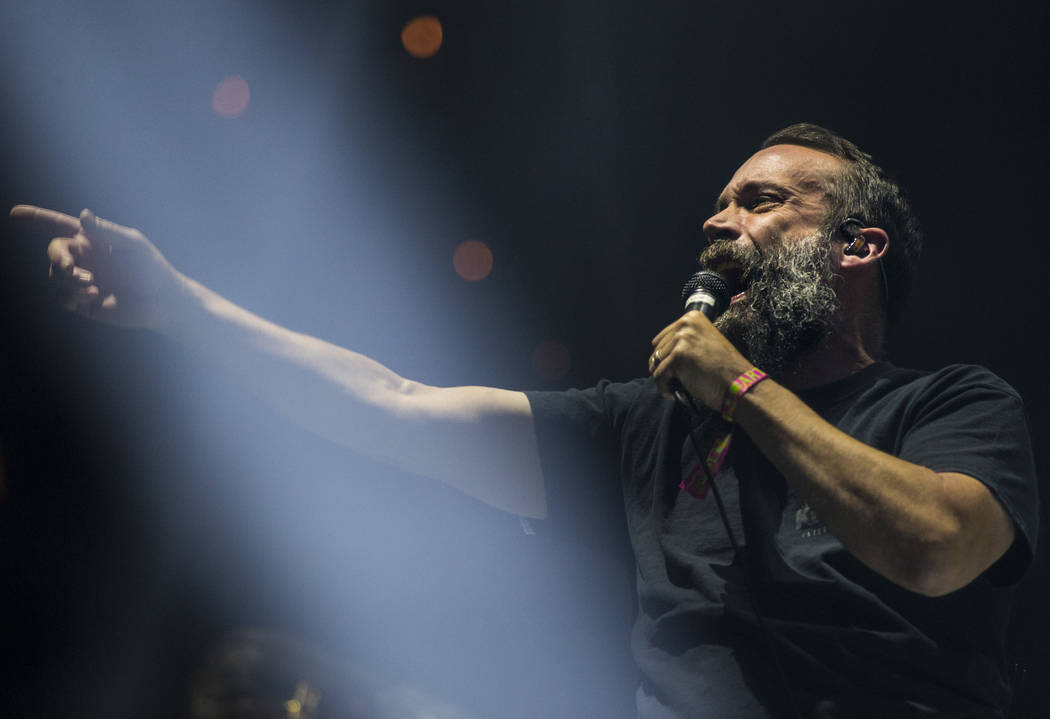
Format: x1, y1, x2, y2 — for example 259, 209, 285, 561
697, 241, 760, 290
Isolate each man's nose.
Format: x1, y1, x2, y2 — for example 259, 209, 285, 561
701, 208, 740, 244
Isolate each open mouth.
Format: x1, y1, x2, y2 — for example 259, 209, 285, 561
697, 241, 753, 307
705, 260, 746, 300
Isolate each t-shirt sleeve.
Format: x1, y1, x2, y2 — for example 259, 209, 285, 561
897, 365, 1040, 585
523, 379, 644, 557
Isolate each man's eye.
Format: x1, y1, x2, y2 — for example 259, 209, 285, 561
750, 195, 779, 209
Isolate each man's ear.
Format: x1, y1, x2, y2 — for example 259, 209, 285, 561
841, 226, 889, 267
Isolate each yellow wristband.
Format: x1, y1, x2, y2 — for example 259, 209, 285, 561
720, 367, 769, 422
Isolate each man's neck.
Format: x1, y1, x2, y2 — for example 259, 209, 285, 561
776, 329, 879, 393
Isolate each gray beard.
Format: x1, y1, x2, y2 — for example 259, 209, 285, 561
699, 234, 840, 378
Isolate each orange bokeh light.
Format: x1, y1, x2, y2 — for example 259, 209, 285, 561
453, 240, 493, 281
531, 341, 572, 382
401, 15, 443, 59
212, 75, 251, 118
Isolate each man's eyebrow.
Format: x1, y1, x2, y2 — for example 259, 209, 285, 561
712, 181, 793, 214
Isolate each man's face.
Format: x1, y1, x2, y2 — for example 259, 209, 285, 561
698, 144, 846, 376
702, 144, 843, 265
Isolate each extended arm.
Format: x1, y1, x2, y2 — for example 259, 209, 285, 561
166, 273, 547, 517
11, 205, 547, 518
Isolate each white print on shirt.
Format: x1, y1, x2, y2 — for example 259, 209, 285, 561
795, 503, 827, 537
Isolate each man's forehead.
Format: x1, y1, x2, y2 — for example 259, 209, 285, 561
716, 144, 843, 206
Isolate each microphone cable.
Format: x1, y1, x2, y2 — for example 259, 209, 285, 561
676, 389, 802, 719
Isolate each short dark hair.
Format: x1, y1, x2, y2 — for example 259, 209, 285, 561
761, 123, 922, 326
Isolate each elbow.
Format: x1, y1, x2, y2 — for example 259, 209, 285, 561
385, 377, 433, 420
899, 537, 976, 598
907, 566, 966, 598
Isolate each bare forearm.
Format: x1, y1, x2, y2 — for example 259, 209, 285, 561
162, 273, 412, 443
157, 272, 547, 517
734, 380, 972, 594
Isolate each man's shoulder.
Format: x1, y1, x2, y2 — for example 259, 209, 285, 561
836, 362, 1032, 448
876, 362, 1024, 403
803, 361, 1025, 429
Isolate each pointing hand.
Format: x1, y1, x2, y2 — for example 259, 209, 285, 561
11, 205, 180, 330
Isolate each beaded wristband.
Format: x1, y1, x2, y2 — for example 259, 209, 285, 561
720, 367, 769, 422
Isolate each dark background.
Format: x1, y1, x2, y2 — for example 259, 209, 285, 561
2, 1, 1047, 716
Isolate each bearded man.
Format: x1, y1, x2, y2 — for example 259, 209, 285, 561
12, 123, 1038, 718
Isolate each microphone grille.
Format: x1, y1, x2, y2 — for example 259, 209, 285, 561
680, 270, 731, 303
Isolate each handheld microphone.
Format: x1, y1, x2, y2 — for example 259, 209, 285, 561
670, 270, 738, 404
681, 270, 735, 320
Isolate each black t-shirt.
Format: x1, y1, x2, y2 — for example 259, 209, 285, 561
525, 362, 1039, 719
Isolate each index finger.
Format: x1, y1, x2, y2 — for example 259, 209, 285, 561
651, 310, 712, 347
10, 205, 82, 236
651, 315, 684, 347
